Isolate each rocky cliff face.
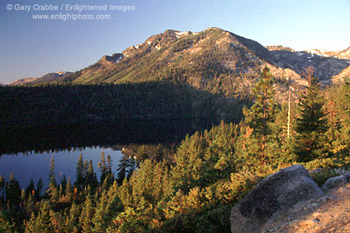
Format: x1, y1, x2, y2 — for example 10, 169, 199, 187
268, 49, 350, 85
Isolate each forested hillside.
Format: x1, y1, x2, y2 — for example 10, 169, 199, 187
0, 81, 250, 154
1, 68, 350, 232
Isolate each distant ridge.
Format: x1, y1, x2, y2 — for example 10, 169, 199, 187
11, 72, 71, 86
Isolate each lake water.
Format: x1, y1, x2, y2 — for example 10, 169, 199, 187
0, 147, 123, 189
0, 120, 197, 191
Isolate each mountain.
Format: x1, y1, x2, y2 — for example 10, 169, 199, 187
11, 72, 71, 86
302, 47, 350, 60
11, 77, 38, 86
12, 28, 350, 100
337, 46, 350, 59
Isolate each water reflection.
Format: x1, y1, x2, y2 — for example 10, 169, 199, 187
0, 120, 195, 155
0, 147, 123, 189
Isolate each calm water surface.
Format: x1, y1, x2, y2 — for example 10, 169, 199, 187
0, 147, 123, 189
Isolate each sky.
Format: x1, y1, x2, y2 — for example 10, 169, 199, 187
0, 0, 349, 84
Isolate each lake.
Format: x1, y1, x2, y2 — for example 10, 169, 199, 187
0, 147, 123, 189
0, 120, 199, 191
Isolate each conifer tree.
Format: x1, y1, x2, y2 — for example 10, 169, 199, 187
79, 192, 95, 233
92, 190, 108, 232
106, 154, 112, 174
36, 178, 43, 199
0, 175, 4, 200
292, 67, 328, 162
6, 172, 21, 206
1, 210, 15, 232
98, 151, 107, 183
25, 179, 35, 197
49, 155, 56, 187
65, 177, 73, 201
117, 155, 129, 185
66, 202, 80, 233
26, 201, 54, 233
76, 154, 84, 189
87, 160, 98, 192
240, 67, 277, 165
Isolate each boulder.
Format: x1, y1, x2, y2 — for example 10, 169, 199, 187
322, 175, 348, 192
230, 165, 323, 233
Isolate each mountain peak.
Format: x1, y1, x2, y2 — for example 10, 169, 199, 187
11, 28, 350, 100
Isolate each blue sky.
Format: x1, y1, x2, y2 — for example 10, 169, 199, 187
1, 0, 349, 84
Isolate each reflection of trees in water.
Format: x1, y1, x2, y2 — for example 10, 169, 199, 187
0, 120, 194, 155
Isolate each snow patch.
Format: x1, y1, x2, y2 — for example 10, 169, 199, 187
116, 56, 123, 62
175, 31, 189, 38
155, 45, 161, 50
147, 41, 151, 45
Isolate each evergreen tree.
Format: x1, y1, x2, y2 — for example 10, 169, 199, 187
79, 192, 95, 233
0, 175, 5, 201
1, 210, 15, 232
65, 177, 73, 201
49, 155, 56, 187
117, 155, 129, 185
76, 154, 84, 189
87, 160, 98, 192
36, 178, 43, 199
6, 172, 21, 206
66, 202, 80, 233
92, 190, 108, 232
25, 179, 35, 197
106, 154, 112, 174
98, 151, 107, 183
292, 68, 328, 162
239, 67, 277, 165
25, 201, 54, 233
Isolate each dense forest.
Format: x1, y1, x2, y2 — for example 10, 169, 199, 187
0, 81, 250, 154
1, 67, 350, 232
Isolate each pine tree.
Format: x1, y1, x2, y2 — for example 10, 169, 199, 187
6, 172, 21, 206
36, 178, 43, 199
79, 192, 95, 233
66, 202, 80, 233
25, 179, 35, 197
292, 67, 328, 162
105, 181, 123, 224
87, 160, 98, 193
106, 154, 112, 174
76, 154, 84, 189
240, 67, 277, 165
117, 155, 129, 185
65, 177, 73, 201
0, 175, 5, 201
92, 190, 108, 232
49, 155, 56, 187
26, 201, 54, 233
98, 151, 107, 183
